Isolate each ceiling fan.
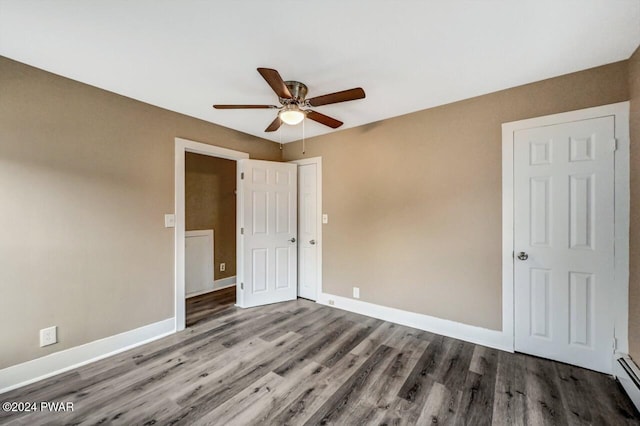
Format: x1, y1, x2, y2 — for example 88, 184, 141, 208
213, 68, 365, 132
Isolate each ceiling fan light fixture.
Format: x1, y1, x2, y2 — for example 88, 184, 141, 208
279, 104, 305, 125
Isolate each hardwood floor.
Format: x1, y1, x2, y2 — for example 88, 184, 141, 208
1, 299, 638, 425
186, 286, 236, 327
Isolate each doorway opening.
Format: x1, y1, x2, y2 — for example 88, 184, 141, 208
174, 138, 249, 331
184, 152, 238, 327
174, 138, 323, 331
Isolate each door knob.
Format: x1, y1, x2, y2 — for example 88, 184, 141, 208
289, 237, 296, 243
517, 252, 529, 261
310, 240, 316, 245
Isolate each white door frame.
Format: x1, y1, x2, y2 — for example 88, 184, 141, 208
502, 101, 630, 355
289, 157, 323, 300
174, 137, 249, 332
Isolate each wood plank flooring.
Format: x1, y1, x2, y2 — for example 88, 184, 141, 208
186, 286, 236, 327
1, 299, 638, 425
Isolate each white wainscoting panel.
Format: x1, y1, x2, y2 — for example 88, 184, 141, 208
185, 230, 214, 297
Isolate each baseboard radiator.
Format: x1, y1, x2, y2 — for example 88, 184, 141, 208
615, 356, 640, 412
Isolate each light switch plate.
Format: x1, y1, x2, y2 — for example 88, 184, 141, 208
164, 214, 175, 228
322, 214, 329, 224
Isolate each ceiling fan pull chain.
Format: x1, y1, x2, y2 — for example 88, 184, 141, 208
302, 118, 306, 155
279, 124, 283, 150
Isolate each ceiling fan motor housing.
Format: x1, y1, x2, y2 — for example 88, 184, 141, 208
281, 81, 308, 104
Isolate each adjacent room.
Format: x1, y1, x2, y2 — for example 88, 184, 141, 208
1, 1, 640, 424
184, 153, 238, 326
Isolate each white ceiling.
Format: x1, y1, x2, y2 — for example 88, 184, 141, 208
1, 1, 639, 143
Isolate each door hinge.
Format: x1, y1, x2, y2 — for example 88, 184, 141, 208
613, 337, 618, 352
240, 282, 244, 290
611, 138, 618, 152
240, 227, 244, 235
241, 172, 244, 180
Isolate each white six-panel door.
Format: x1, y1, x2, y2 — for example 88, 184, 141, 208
298, 163, 319, 300
239, 159, 297, 308
514, 116, 615, 373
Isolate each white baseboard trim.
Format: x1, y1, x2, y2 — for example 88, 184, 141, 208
317, 293, 513, 352
186, 288, 214, 298
213, 283, 236, 292
186, 283, 236, 299
214, 276, 236, 291
0, 317, 175, 394
614, 355, 640, 412
186, 276, 236, 299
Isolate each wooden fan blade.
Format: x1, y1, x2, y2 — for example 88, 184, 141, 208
306, 110, 343, 129
257, 68, 293, 99
213, 104, 278, 109
307, 87, 365, 107
265, 116, 283, 132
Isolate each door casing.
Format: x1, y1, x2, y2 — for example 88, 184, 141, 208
502, 102, 630, 366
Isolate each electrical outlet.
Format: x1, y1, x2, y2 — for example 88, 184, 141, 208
328, 299, 335, 306
353, 287, 360, 299
220, 263, 226, 272
40, 326, 57, 347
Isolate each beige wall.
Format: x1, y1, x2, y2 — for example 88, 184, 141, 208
185, 153, 237, 279
0, 56, 281, 368
284, 61, 629, 330
629, 45, 640, 362
1, 52, 635, 370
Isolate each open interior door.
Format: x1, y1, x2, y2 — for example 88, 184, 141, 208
237, 159, 298, 308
